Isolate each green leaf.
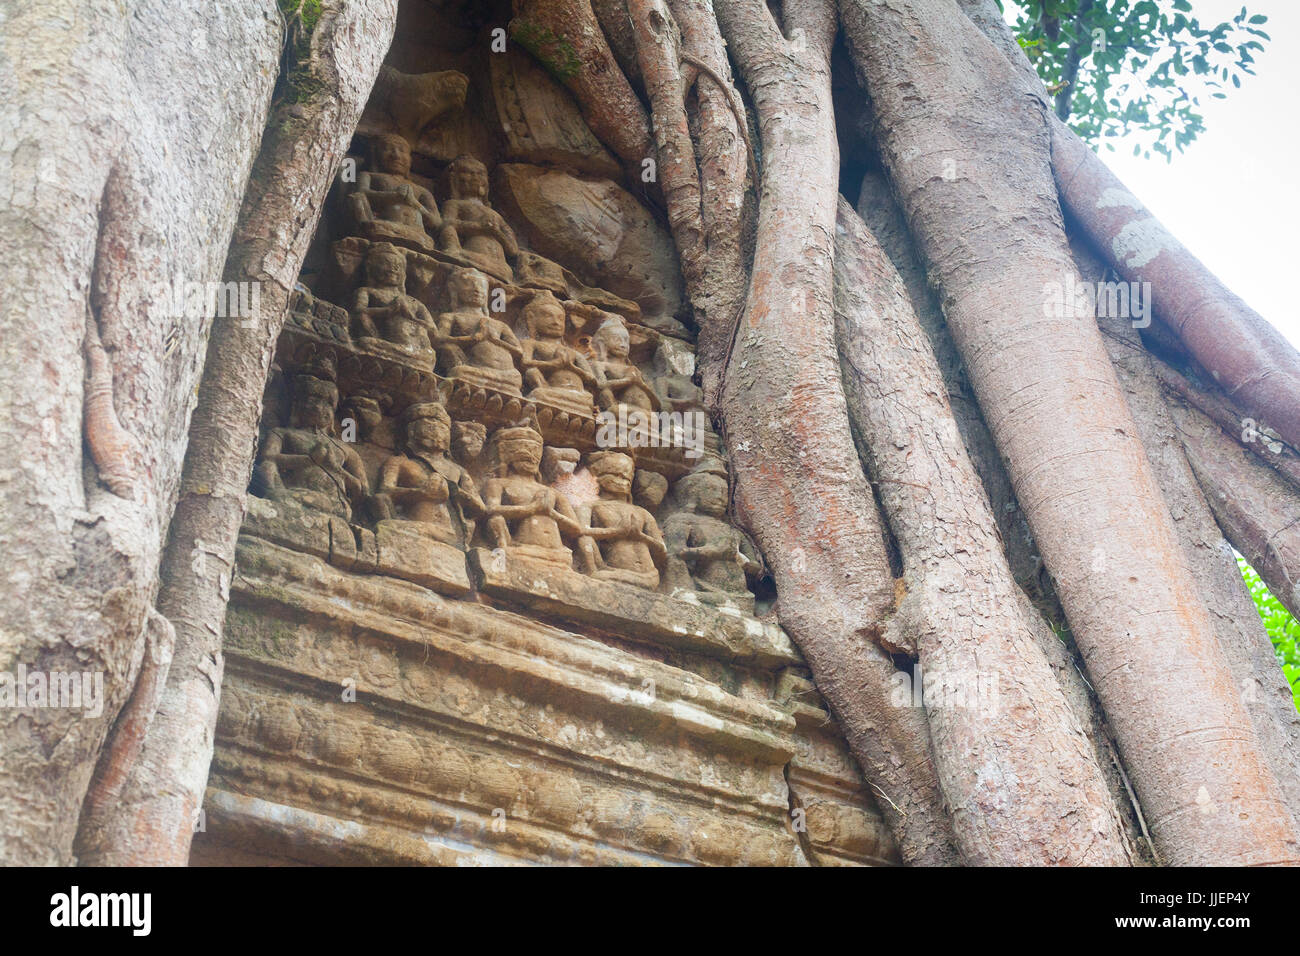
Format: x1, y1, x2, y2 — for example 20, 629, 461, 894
1008, 0, 1272, 155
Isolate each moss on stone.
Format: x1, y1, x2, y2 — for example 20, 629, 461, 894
511, 21, 582, 82
275, 0, 327, 104
278, 0, 322, 32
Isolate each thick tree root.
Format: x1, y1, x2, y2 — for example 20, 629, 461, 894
83, 316, 139, 499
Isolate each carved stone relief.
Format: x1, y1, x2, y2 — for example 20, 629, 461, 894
208, 34, 894, 868
254, 68, 754, 613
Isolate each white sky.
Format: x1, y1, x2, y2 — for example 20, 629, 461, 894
1081, 0, 1300, 348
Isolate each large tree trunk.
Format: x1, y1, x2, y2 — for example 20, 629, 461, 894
1053, 129, 1300, 452
510, 0, 654, 180
840, 0, 1298, 865
834, 197, 1133, 864
0, 0, 282, 865
855, 173, 1148, 843
710, 0, 959, 864
1179, 414, 1300, 627
634, 0, 751, 408
73, 0, 397, 866
1065, 235, 1300, 826
962, 0, 1300, 845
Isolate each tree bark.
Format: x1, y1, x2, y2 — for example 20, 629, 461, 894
72, 0, 398, 867
1058, 233, 1300, 827
712, 0, 959, 865
660, 0, 751, 408
510, 0, 655, 175
591, 0, 645, 96
841, 0, 1298, 865
965, 0, 1300, 843
858, 170, 1152, 858
856, 170, 1059, 621
1152, 362, 1300, 492
1173, 401, 1300, 626
835, 197, 1133, 864
0, 0, 282, 865
1052, 128, 1300, 452
1141, 378, 1300, 824
958, 0, 1300, 454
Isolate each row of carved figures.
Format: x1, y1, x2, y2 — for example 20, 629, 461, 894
347, 135, 518, 281
349, 248, 655, 421
254, 369, 760, 603
337, 132, 667, 418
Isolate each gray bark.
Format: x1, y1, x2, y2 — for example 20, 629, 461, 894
858, 171, 1152, 862
835, 197, 1133, 864
841, 0, 1298, 864
1064, 237, 1300, 830
0, 0, 282, 865
73, 0, 398, 866
712, 0, 960, 864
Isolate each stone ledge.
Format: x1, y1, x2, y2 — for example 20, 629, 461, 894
374, 519, 472, 595
240, 498, 798, 670
217, 536, 896, 867
467, 548, 798, 669
231, 536, 798, 764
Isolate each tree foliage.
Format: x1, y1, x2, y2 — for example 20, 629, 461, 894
1239, 557, 1300, 710
1004, 1, 1270, 158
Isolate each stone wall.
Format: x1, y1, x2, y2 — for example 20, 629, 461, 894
190, 0, 896, 867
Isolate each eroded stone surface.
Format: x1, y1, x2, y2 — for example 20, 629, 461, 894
493, 163, 686, 332
488, 46, 621, 179
467, 547, 797, 668
196, 7, 894, 867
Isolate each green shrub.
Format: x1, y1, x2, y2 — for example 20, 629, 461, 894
1238, 557, 1300, 712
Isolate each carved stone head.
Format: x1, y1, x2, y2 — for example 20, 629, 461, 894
448, 266, 489, 312
522, 291, 566, 340
292, 374, 339, 431
339, 392, 386, 440
452, 420, 487, 462
365, 242, 407, 288
633, 469, 669, 511
492, 425, 544, 477
675, 471, 728, 518
592, 316, 630, 361
587, 451, 635, 500
370, 133, 413, 177
403, 401, 451, 455
447, 154, 489, 200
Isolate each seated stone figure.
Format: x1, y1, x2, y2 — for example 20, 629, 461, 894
256, 372, 369, 521
650, 338, 703, 412
351, 243, 438, 361
662, 470, 762, 609
434, 266, 524, 394
437, 154, 518, 282
519, 292, 597, 417
374, 402, 484, 547
576, 452, 667, 589
345, 133, 441, 251
481, 425, 584, 569
591, 315, 661, 444
592, 316, 659, 412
